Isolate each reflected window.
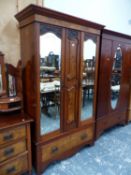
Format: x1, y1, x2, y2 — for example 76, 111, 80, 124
84, 39, 96, 61
40, 24, 61, 135
80, 34, 96, 121
111, 45, 122, 109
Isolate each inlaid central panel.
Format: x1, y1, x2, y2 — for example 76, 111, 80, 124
64, 29, 80, 129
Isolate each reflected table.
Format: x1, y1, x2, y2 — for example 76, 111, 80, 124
82, 81, 94, 106
40, 81, 60, 116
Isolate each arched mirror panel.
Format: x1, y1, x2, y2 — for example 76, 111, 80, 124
111, 45, 122, 109
80, 34, 96, 121
40, 24, 62, 135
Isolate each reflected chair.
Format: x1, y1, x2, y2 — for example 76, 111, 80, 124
82, 60, 95, 106
41, 84, 60, 119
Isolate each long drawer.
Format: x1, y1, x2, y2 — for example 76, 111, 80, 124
0, 126, 26, 145
0, 140, 26, 162
0, 154, 28, 175
41, 126, 93, 162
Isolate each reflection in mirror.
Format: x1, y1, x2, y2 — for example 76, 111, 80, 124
80, 34, 96, 121
40, 24, 61, 135
111, 45, 122, 109
0, 64, 3, 93
8, 74, 16, 97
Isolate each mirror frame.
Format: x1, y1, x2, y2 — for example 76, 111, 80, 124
0, 52, 7, 97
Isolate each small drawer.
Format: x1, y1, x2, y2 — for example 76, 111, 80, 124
42, 126, 93, 162
0, 154, 28, 175
0, 126, 26, 145
0, 140, 26, 162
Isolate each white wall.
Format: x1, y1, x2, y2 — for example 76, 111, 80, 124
44, 0, 131, 35
0, 0, 131, 65
0, 0, 43, 65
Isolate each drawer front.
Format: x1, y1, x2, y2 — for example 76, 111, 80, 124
0, 155, 28, 175
0, 140, 26, 162
0, 104, 8, 110
42, 126, 93, 162
0, 126, 26, 145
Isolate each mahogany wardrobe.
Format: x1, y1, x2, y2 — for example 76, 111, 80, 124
15, 4, 104, 174
96, 29, 131, 138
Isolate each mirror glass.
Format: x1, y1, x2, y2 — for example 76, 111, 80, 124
40, 24, 61, 135
111, 45, 122, 109
0, 64, 3, 93
80, 34, 96, 121
8, 74, 16, 97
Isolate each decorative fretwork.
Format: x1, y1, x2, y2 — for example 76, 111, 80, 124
40, 23, 62, 38
68, 29, 79, 40
84, 33, 97, 43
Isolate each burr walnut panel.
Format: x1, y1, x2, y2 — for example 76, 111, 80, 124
41, 126, 93, 162
0, 126, 26, 145
0, 154, 28, 175
0, 140, 26, 162
65, 87, 76, 125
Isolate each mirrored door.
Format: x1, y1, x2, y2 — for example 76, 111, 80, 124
40, 24, 62, 135
80, 33, 97, 121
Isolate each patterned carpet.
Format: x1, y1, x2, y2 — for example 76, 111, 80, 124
32, 122, 131, 175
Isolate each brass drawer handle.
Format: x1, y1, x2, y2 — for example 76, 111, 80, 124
6, 166, 16, 174
3, 133, 13, 141
80, 133, 88, 140
51, 146, 58, 154
4, 147, 14, 156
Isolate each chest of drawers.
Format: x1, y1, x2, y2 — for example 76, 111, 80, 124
0, 114, 33, 175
